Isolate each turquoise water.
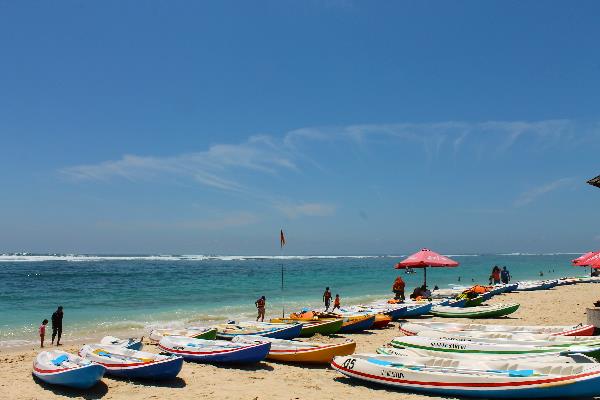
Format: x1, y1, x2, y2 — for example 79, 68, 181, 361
0, 253, 583, 346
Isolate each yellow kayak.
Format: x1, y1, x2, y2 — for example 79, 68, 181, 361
232, 335, 356, 363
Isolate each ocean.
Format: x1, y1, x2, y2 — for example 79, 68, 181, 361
0, 253, 585, 347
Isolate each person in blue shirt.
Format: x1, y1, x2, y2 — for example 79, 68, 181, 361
501, 266, 511, 284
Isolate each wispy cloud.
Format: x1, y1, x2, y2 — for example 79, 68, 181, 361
61, 119, 595, 217
514, 178, 575, 207
277, 202, 336, 218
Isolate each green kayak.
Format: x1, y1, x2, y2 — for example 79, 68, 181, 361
430, 303, 520, 318
464, 296, 485, 307
270, 318, 343, 336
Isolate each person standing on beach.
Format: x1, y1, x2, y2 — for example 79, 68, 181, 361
323, 287, 332, 311
51, 306, 63, 346
39, 319, 48, 348
332, 294, 341, 311
501, 266, 511, 284
491, 266, 501, 284
392, 276, 405, 301
255, 296, 266, 322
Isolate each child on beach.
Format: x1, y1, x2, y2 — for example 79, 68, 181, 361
39, 319, 48, 348
323, 287, 332, 311
333, 294, 341, 311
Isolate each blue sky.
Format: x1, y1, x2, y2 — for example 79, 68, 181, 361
1, 1, 599, 254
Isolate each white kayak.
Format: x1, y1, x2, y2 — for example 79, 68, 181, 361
332, 353, 600, 398
376, 345, 596, 363
33, 350, 105, 389
412, 329, 600, 348
399, 321, 596, 336
100, 335, 143, 350
79, 344, 183, 380
430, 303, 520, 318
149, 327, 217, 342
388, 336, 600, 361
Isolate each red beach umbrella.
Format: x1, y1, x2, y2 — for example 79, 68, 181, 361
395, 248, 459, 286
572, 251, 599, 266
572, 251, 600, 275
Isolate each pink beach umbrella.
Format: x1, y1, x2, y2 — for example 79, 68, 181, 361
395, 248, 459, 287
572, 251, 600, 275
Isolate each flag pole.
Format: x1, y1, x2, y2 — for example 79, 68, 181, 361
280, 229, 286, 318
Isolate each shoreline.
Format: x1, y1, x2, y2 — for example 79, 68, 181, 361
2, 282, 599, 399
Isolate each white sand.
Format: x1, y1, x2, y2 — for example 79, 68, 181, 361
1, 282, 597, 399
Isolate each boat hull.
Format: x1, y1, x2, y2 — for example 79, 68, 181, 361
268, 341, 356, 363
99, 357, 183, 380
430, 303, 520, 318
159, 341, 271, 364
33, 364, 105, 389
331, 356, 600, 398
216, 324, 302, 340
403, 303, 433, 317
339, 315, 375, 333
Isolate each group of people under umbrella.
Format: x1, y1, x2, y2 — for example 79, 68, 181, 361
392, 248, 459, 301
390, 248, 600, 303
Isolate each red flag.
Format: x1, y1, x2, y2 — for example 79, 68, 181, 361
280, 229, 286, 248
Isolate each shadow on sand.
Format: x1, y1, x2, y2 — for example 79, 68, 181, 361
106, 375, 187, 388
33, 375, 109, 399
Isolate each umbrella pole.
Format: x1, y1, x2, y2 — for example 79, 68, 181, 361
424, 267, 427, 287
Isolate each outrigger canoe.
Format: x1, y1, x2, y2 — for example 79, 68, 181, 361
33, 350, 105, 389
233, 335, 356, 363
388, 336, 600, 361
79, 344, 183, 380
399, 321, 595, 337
269, 318, 343, 336
213, 321, 302, 340
430, 303, 520, 318
332, 353, 600, 398
149, 327, 217, 342
159, 336, 270, 363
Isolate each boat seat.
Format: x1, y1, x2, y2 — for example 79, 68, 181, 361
51, 354, 69, 366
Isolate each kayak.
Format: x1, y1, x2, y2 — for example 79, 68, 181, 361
288, 312, 375, 333
159, 336, 271, 363
399, 321, 596, 337
375, 345, 597, 363
332, 353, 600, 398
232, 335, 356, 363
388, 336, 600, 361
371, 314, 393, 329
412, 329, 600, 348
464, 296, 485, 307
33, 350, 105, 389
214, 321, 302, 340
269, 318, 343, 336
149, 327, 217, 342
403, 303, 433, 317
354, 304, 408, 320
79, 344, 183, 380
430, 303, 520, 318
100, 336, 143, 351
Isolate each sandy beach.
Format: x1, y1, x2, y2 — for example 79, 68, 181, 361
2, 282, 597, 400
